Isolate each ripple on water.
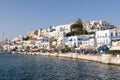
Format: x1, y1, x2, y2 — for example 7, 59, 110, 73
0, 53, 120, 80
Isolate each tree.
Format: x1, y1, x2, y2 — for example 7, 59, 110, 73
66, 32, 74, 37
66, 18, 89, 36
75, 18, 83, 29
88, 32, 95, 34
71, 46, 77, 52
81, 30, 88, 34
70, 19, 83, 34
66, 18, 91, 37
61, 45, 71, 53
51, 45, 56, 48
50, 37, 57, 49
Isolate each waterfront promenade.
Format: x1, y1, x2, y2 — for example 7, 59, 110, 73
17, 52, 120, 66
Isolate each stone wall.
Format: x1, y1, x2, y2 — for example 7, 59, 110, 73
26, 52, 120, 65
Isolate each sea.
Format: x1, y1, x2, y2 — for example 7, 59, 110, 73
0, 52, 120, 80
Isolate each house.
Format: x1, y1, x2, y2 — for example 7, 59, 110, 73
67, 35, 94, 48
82, 20, 115, 32
57, 37, 68, 47
35, 37, 51, 50
82, 37, 95, 49
47, 24, 72, 39
67, 35, 84, 48
95, 27, 120, 48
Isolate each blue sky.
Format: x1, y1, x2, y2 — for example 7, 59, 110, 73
0, 0, 120, 40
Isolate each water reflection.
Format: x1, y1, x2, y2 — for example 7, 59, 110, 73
0, 53, 120, 80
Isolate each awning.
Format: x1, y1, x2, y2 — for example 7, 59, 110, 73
110, 46, 120, 50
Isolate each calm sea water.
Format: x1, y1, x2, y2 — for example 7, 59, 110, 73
0, 53, 120, 80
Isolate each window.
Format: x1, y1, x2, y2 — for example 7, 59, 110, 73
74, 42, 76, 46
105, 33, 107, 37
88, 42, 89, 44
69, 38, 72, 41
111, 33, 113, 37
74, 39, 76, 41
116, 32, 118, 36
106, 39, 108, 44
78, 38, 82, 40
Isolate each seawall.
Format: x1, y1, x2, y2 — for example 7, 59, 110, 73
26, 52, 120, 65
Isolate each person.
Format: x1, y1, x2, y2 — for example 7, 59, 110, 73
100, 49, 104, 54
97, 46, 104, 55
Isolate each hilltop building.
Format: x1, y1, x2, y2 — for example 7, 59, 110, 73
82, 20, 115, 32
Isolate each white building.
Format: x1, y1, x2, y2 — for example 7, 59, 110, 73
54, 24, 72, 33
57, 37, 68, 47
82, 37, 95, 49
66, 35, 94, 48
67, 36, 83, 48
35, 37, 50, 49
95, 27, 120, 48
47, 23, 72, 39
82, 20, 115, 32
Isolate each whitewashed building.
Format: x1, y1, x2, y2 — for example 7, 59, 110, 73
66, 35, 94, 48
67, 36, 83, 48
82, 20, 115, 32
35, 37, 51, 49
57, 37, 68, 47
82, 37, 95, 49
95, 27, 120, 48
47, 23, 72, 39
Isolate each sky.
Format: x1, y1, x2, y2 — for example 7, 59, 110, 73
0, 0, 120, 40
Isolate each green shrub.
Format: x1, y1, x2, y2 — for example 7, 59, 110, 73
61, 45, 71, 53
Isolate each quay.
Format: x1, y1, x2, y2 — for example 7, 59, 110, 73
19, 52, 120, 66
